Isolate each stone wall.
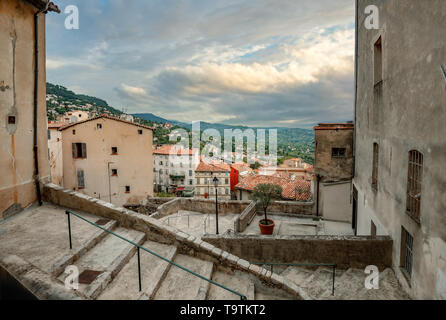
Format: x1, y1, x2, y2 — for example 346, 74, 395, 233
202, 234, 393, 270
150, 198, 252, 219
125, 197, 177, 215
265, 201, 315, 216
234, 201, 257, 233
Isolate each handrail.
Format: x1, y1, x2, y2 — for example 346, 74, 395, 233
251, 262, 337, 296
65, 210, 247, 300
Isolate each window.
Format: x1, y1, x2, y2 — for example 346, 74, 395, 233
400, 227, 414, 277
406, 150, 423, 222
374, 36, 382, 85
77, 170, 85, 189
111, 147, 118, 155
72, 130, 76, 135
372, 143, 379, 191
160, 161, 163, 166
48, 130, 51, 140
332, 148, 346, 158
189, 180, 193, 185
97, 124, 102, 130
72, 143, 87, 159
8, 116, 16, 124
225, 178, 229, 185
125, 186, 131, 193
371, 221, 377, 238
189, 170, 193, 176
138, 130, 143, 135
111, 169, 118, 176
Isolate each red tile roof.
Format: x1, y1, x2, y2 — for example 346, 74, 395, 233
153, 145, 199, 156
48, 122, 66, 129
235, 174, 312, 201
58, 114, 154, 131
231, 162, 253, 173
196, 161, 230, 172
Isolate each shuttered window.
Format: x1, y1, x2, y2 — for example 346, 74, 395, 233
72, 143, 87, 159
77, 170, 85, 189
372, 143, 379, 191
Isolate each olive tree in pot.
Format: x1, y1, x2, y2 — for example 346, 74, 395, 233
250, 183, 282, 235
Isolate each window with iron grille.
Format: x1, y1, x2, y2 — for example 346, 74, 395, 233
372, 143, 379, 191
77, 170, 85, 189
400, 227, 414, 277
406, 150, 423, 222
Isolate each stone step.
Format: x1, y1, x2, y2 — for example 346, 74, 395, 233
302, 267, 336, 299
355, 268, 410, 300
57, 227, 145, 299
153, 254, 214, 300
281, 266, 315, 285
97, 241, 175, 300
51, 219, 118, 277
319, 268, 369, 300
207, 270, 255, 300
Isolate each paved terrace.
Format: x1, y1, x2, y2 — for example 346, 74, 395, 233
157, 210, 354, 238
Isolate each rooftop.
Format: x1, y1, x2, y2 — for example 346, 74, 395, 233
58, 114, 154, 132
314, 123, 354, 131
153, 145, 199, 156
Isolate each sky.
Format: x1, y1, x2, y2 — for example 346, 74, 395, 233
46, 0, 355, 129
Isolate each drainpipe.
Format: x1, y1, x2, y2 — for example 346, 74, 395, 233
33, 2, 50, 206
352, 0, 359, 179
316, 174, 321, 217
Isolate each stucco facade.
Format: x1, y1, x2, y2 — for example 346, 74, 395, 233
60, 115, 154, 206
314, 123, 354, 222
195, 162, 231, 200
354, 0, 446, 299
0, 0, 57, 220
47, 123, 63, 186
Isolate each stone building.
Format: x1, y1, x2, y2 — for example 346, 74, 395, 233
153, 145, 200, 193
195, 161, 231, 200
314, 123, 354, 223
59, 114, 154, 206
353, 0, 446, 299
57, 110, 89, 124
0, 0, 59, 220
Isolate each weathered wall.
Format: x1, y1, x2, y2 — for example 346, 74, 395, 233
320, 181, 352, 223
314, 128, 354, 181
0, 0, 51, 220
354, 0, 446, 299
61, 117, 154, 207
48, 128, 63, 186
265, 201, 315, 216
203, 234, 393, 270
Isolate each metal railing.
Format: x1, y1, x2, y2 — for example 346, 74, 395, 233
65, 210, 247, 300
251, 262, 337, 296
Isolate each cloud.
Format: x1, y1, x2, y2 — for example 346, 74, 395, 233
45, 0, 355, 128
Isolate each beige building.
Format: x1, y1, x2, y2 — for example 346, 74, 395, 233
353, 0, 446, 299
0, 0, 59, 220
314, 123, 354, 223
153, 145, 200, 193
195, 161, 231, 200
47, 122, 64, 186
59, 115, 154, 206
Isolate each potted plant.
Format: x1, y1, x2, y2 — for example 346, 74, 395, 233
251, 183, 282, 235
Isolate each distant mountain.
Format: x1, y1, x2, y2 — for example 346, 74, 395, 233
132, 113, 315, 163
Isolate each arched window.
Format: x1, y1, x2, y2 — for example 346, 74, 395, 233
406, 150, 423, 222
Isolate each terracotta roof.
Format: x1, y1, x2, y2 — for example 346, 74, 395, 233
25, 0, 60, 13
48, 122, 66, 129
196, 161, 230, 172
58, 114, 154, 131
235, 174, 312, 201
231, 162, 253, 173
153, 145, 199, 156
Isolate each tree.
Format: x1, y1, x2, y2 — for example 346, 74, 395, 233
250, 184, 282, 225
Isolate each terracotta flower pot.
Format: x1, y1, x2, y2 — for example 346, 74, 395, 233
204, 193, 209, 199
259, 219, 275, 235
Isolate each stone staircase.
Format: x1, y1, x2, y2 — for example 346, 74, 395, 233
50, 217, 296, 300
278, 265, 410, 300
